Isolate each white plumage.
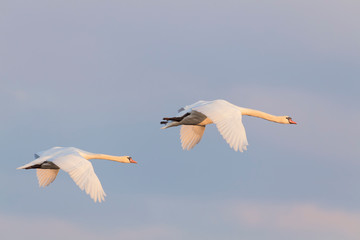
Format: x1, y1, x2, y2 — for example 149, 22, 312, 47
180, 125, 206, 150
162, 99, 296, 152
17, 147, 136, 202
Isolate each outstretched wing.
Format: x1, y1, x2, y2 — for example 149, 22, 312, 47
53, 154, 106, 203
34, 147, 62, 159
177, 100, 209, 115
193, 100, 248, 152
180, 125, 206, 150
36, 169, 59, 187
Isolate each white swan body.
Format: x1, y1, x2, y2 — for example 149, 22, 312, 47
17, 147, 136, 202
161, 99, 296, 152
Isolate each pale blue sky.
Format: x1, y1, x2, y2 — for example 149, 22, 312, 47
1, 1, 360, 239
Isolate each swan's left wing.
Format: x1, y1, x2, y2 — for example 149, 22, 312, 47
34, 147, 62, 159
193, 100, 248, 152
180, 125, 206, 150
177, 100, 209, 115
53, 154, 106, 203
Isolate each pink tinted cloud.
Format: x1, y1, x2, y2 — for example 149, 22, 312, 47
227, 202, 360, 238
0, 214, 181, 240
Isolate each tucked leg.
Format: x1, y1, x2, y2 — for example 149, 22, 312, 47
161, 112, 191, 124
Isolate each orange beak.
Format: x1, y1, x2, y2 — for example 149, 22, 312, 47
129, 158, 137, 164
289, 119, 297, 124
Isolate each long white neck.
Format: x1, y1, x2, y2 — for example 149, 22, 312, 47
239, 107, 288, 124
84, 153, 130, 163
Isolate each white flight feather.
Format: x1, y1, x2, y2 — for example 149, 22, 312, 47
176, 100, 248, 152
180, 125, 206, 150
52, 154, 106, 203
192, 100, 248, 152
36, 169, 59, 187
17, 147, 135, 203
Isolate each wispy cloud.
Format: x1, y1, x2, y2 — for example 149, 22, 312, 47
3, 198, 360, 240
225, 201, 360, 239
0, 214, 182, 240
0, 214, 97, 240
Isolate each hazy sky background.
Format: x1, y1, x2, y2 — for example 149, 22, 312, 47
1, 1, 359, 239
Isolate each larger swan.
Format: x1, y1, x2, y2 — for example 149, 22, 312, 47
161, 99, 297, 152
17, 147, 137, 202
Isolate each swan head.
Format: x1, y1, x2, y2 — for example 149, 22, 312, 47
285, 116, 297, 124
127, 156, 137, 164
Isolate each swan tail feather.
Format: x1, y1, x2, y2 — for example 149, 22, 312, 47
161, 121, 181, 129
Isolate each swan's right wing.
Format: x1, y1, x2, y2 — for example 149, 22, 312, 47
193, 100, 248, 152
53, 155, 106, 203
180, 125, 206, 150
36, 169, 59, 187
176, 101, 209, 150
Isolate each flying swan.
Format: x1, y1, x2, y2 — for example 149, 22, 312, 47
161, 99, 297, 152
17, 147, 137, 202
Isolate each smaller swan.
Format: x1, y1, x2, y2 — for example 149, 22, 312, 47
161, 99, 297, 152
17, 147, 137, 202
